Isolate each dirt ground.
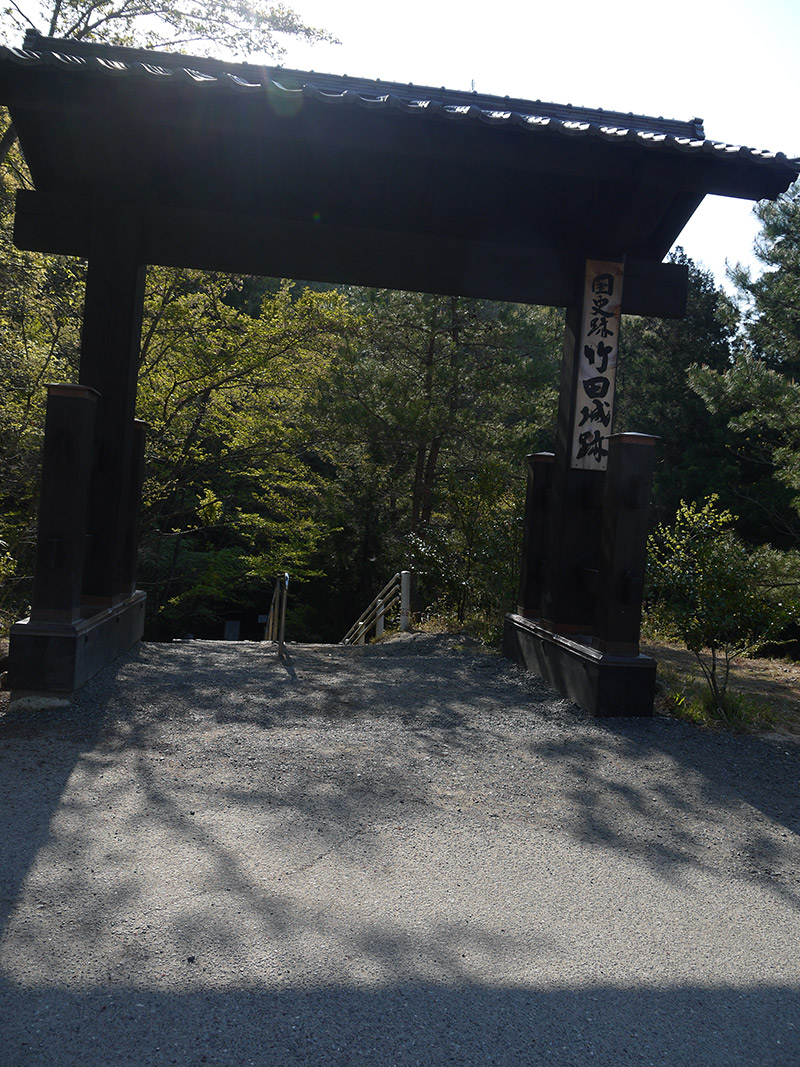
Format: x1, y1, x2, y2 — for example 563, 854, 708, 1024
641, 639, 800, 734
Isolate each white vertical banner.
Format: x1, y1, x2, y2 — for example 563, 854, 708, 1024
570, 259, 624, 471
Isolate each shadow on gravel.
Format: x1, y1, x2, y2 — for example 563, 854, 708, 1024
0, 694, 106, 940
1, 636, 799, 1067
2, 638, 799, 935
1, 978, 797, 1066
135, 638, 800, 909
525, 717, 800, 908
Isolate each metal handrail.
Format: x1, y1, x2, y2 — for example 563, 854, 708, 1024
342, 570, 410, 644
265, 571, 289, 657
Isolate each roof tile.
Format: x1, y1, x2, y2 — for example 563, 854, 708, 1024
6, 32, 799, 173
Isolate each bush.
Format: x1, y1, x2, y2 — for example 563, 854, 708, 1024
647, 496, 797, 713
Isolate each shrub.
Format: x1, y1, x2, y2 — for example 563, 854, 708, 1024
646, 496, 796, 714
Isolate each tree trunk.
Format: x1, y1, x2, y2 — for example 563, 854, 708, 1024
411, 444, 426, 533
0, 123, 19, 169
420, 434, 443, 529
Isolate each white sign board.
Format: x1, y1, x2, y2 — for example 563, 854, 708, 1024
570, 260, 624, 471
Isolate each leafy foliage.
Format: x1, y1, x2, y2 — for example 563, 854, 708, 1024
310, 288, 561, 633
0, 1, 336, 167
409, 460, 524, 636
729, 179, 800, 377
646, 497, 797, 718
135, 272, 351, 638
686, 181, 800, 548
0, 121, 84, 629
1, 0, 334, 56
615, 250, 739, 527
689, 353, 800, 544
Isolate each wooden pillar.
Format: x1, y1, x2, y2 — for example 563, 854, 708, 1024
79, 209, 146, 607
504, 261, 658, 716
29, 384, 99, 623
594, 433, 658, 654
516, 452, 554, 618
119, 418, 147, 599
540, 259, 624, 634
7, 211, 148, 701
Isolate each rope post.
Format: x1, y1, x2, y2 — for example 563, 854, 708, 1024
278, 572, 289, 659
400, 570, 411, 632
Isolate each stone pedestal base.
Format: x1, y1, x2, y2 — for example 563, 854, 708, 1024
8, 591, 146, 703
502, 613, 655, 717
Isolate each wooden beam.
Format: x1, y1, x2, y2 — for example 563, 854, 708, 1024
14, 191, 689, 316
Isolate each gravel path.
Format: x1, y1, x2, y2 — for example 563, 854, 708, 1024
1, 633, 799, 1066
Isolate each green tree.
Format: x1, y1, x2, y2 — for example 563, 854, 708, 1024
647, 497, 796, 720
410, 458, 524, 631
0, 0, 339, 637
135, 271, 351, 638
729, 179, 800, 378
687, 181, 800, 546
689, 353, 800, 545
0, 0, 336, 162
615, 250, 738, 527
2, 0, 333, 55
0, 124, 84, 630
312, 288, 561, 631
0, 100, 353, 639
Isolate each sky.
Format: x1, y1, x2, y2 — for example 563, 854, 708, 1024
270, 0, 800, 295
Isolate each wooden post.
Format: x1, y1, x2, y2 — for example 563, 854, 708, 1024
119, 418, 147, 599
540, 259, 624, 633
29, 384, 99, 624
517, 452, 554, 618
79, 208, 146, 607
278, 572, 289, 658
594, 433, 658, 655
7, 212, 149, 700
400, 570, 411, 631
8, 212, 149, 700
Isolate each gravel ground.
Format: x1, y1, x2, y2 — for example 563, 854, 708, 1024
1, 633, 799, 1066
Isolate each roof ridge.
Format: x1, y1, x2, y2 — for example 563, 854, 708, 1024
21, 30, 704, 140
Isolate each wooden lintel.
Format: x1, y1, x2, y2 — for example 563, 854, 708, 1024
14, 189, 92, 259
642, 152, 793, 204
14, 190, 689, 317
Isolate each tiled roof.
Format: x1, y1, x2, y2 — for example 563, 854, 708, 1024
9, 32, 797, 172
3, 33, 796, 311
